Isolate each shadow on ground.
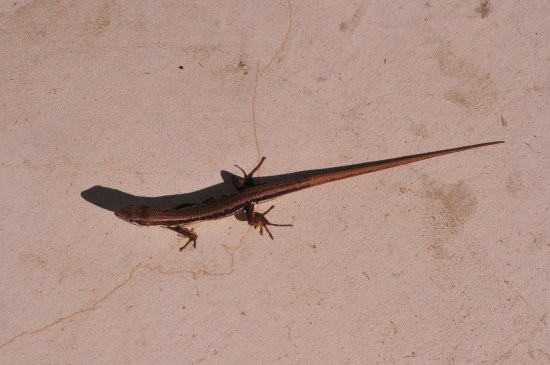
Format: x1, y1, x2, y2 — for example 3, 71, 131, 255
81, 170, 241, 212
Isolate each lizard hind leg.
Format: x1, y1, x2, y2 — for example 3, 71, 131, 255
232, 157, 266, 190
165, 225, 198, 251
245, 204, 293, 240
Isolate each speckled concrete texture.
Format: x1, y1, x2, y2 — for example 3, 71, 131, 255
1, 1, 549, 363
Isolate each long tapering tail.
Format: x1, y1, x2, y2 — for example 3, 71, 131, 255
302, 141, 505, 186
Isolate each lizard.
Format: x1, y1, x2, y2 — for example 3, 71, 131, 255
114, 141, 503, 250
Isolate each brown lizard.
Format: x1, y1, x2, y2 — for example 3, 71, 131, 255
115, 141, 503, 250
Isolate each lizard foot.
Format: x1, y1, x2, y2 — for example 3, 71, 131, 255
252, 205, 293, 240
233, 157, 266, 190
179, 228, 198, 251
165, 225, 198, 251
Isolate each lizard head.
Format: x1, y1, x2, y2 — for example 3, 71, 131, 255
115, 205, 154, 226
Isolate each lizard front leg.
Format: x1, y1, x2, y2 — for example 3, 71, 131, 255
232, 157, 266, 190
244, 203, 293, 239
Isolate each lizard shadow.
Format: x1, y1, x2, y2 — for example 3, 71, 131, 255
81, 170, 241, 212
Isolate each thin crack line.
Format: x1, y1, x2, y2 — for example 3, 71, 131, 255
467, 234, 547, 326
251, 62, 261, 160
0, 263, 143, 349
491, 323, 546, 364
0, 228, 252, 350
249, 0, 293, 163
202, 227, 251, 277
263, 0, 293, 71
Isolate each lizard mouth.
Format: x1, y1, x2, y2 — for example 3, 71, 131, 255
114, 210, 127, 218
114, 208, 133, 223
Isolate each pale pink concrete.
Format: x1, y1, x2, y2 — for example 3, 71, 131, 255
1, 1, 549, 364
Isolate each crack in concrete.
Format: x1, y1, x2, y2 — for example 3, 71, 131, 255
263, 0, 293, 71
249, 0, 293, 161
286, 323, 298, 348
490, 323, 546, 364
466, 234, 548, 327
251, 62, 261, 159
502, 279, 548, 326
339, 0, 365, 33
0, 263, 142, 349
463, 233, 549, 364
0, 228, 252, 350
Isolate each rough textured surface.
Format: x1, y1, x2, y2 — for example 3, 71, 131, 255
1, 1, 549, 363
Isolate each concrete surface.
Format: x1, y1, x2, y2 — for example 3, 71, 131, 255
1, 0, 549, 364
